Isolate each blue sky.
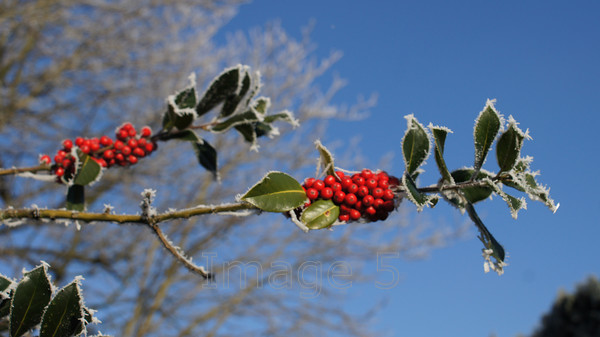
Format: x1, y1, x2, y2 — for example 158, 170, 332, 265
222, 1, 600, 336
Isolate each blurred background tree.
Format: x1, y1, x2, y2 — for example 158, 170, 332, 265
526, 276, 600, 337
0, 1, 460, 336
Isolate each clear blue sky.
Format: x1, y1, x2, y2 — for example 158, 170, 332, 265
222, 1, 600, 336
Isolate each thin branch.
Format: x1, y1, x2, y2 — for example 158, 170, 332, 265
0, 164, 50, 176
0, 202, 257, 224
148, 221, 212, 279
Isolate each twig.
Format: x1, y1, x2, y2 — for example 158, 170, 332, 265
0, 164, 51, 176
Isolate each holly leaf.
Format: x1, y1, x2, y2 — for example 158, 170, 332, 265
196, 66, 242, 117
193, 139, 218, 178
429, 124, 454, 184
9, 265, 52, 337
220, 70, 251, 118
40, 281, 85, 337
473, 99, 502, 178
402, 173, 436, 212
402, 114, 430, 176
496, 117, 527, 173
301, 200, 340, 230
241, 172, 307, 212
65, 184, 85, 211
315, 140, 336, 177
73, 151, 102, 186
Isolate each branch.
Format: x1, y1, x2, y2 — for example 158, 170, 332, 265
0, 202, 258, 224
0, 164, 50, 176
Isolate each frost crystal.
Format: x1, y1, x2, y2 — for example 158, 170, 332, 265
482, 248, 507, 275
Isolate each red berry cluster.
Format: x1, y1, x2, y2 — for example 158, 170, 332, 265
302, 169, 400, 223
40, 123, 157, 182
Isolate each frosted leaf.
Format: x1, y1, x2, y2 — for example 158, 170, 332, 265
472, 99, 504, 178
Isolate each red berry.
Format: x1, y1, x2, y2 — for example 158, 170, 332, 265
137, 138, 147, 147
312, 180, 325, 191
117, 129, 129, 140
82, 139, 91, 148
80, 145, 91, 154
133, 147, 145, 157
352, 174, 365, 186
121, 146, 132, 155
324, 175, 337, 186
94, 158, 108, 167
357, 185, 369, 198
365, 178, 378, 189
122, 122, 133, 131
349, 209, 361, 221
114, 140, 125, 150
90, 142, 100, 152
355, 200, 363, 210
389, 176, 400, 187
304, 177, 316, 188
127, 138, 138, 148
100, 135, 113, 146
362, 195, 375, 207
115, 153, 125, 162
361, 169, 373, 179
141, 126, 152, 137
145, 142, 155, 153
103, 150, 115, 159
383, 189, 395, 201
54, 154, 64, 164
340, 177, 353, 189
344, 193, 357, 206
333, 190, 346, 204
383, 200, 395, 212
372, 187, 384, 198
57, 150, 67, 157
128, 128, 136, 137
338, 214, 350, 222
378, 179, 390, 189
365, 206, 377, 216
55, 167, 65, 177
335, 171, 345, 179
62, 139, 73, 150
75, 137, 84, 147
62, 159, 72, 168
373, 198, 384, 208
128, 155, 138, 164
330, 182, 342, 192
347, 183, 359, 194
306, 188, 319, 200
39, 155, 51, 165
320, 187, 334, 199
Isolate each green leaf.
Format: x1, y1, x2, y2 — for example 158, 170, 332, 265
402, 174, 436, 212
496, 118, 526, 173
450, 168, 494, 204
161, 129, 200, 142
523, 173, 559, 213
241, 172, 307, 212
196, 66, 241, 117
161, 110, 174, 131
0, 275, 13, 319
193, 140, 218, 178
40, 282, 84, 337
10, 265, 52, 337
466, 203, 506, 267
66, 184, 85, 211
0, 276, 12, 293
253, 97, 270, 114
263, 111, 297, 125
429, 125, 455, 184
73, 151, 101, 186
315, 140, 336, 177
234, 124, 257, 143
402, 115, 430, 176
301, 200, 340, 230
484, 179, 527, 219
174, 87, 197, 109
210, 110, 260, 133
220, 70, 251, 118
473, 100, 502, 178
